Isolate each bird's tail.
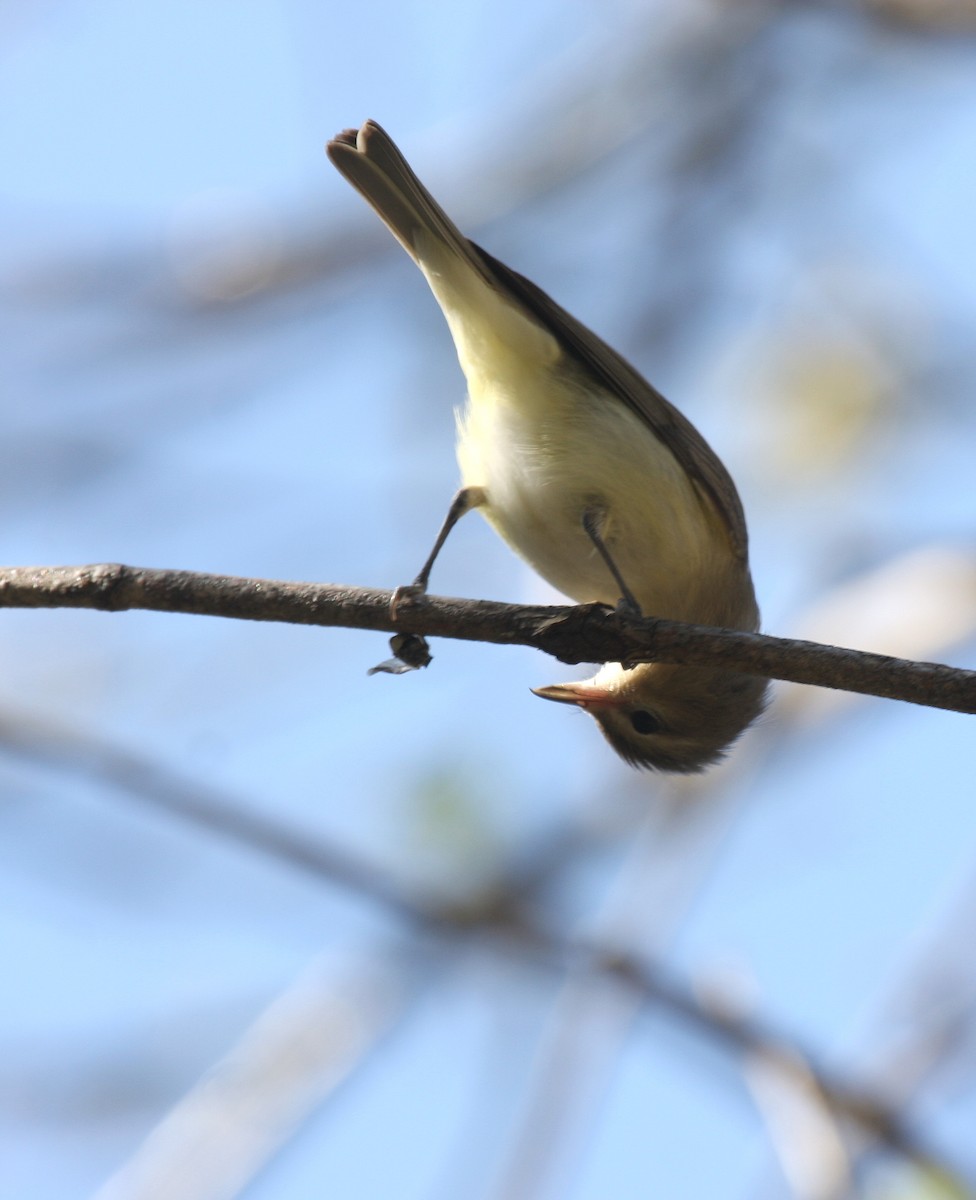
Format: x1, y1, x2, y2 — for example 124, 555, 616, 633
327, 120, 486, 278
327, 120, 559, 375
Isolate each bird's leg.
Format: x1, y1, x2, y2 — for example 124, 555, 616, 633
581, 506, 643, 618
391, 486, 487, 618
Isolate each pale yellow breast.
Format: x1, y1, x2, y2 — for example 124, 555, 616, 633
455, 366, 728, 624
416, 246, 742, 627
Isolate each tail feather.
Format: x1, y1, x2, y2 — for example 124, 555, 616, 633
327, 121, 483, 277
327, 120, 559, 373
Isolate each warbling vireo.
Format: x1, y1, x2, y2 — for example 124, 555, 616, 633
327, 121, 767, 772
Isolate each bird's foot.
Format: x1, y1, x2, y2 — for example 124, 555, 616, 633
613, 594, 643, 622
389, 581, 427, 621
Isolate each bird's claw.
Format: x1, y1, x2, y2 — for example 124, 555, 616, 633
613, 595, 643, 622
390, 582, 426, 621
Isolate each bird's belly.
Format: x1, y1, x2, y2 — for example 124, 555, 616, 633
456, 380, 721, 619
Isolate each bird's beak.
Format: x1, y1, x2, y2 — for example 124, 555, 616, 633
531, 682, 616, 710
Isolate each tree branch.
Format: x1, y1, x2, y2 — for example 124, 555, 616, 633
1, 562, 974, 714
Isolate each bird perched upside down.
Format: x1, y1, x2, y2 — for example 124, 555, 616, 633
327, 120, 767, 772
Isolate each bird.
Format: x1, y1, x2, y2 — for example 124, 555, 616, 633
327, 120, 767, 772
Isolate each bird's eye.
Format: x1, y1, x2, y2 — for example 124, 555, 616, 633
629, 710, 663, 736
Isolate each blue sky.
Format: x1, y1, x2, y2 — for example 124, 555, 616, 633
2, 3, 976, 1198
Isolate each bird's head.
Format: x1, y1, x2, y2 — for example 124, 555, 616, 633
533, 660, 768, 773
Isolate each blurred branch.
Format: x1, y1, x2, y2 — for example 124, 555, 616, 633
484, 967, 645, 1200
0, 563, 974, 714
93, 958, 405, 1200
57, 0, 972, 327
578, 947, 959, 1179
745, 1044, 854, 1200
44, 4, 763, 318
1, 712, 966, 1185
0, 709, 429, 926
860, 0, 976, 30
